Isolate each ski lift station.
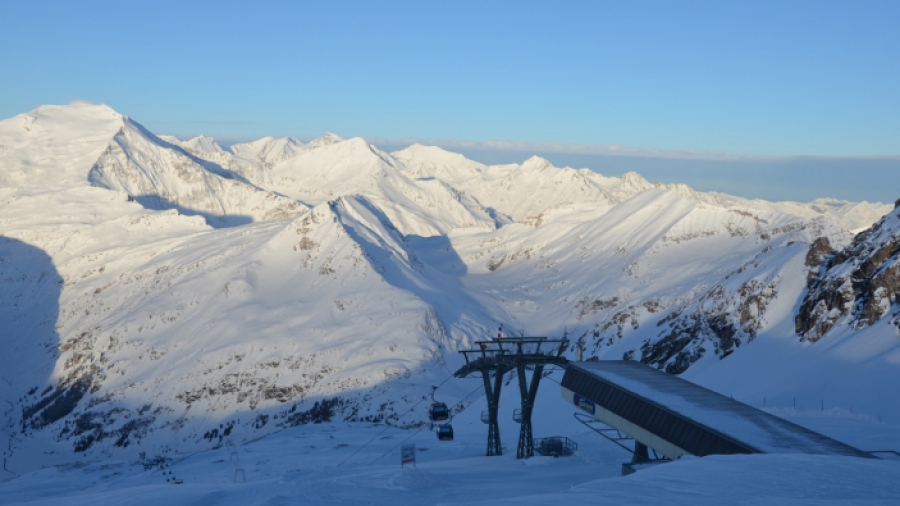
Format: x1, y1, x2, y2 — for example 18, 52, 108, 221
560, 360, 874, 473
448, 336, 876, 474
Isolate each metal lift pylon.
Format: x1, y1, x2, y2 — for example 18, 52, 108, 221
481, 363, 511, 456
515, 360, 543, 459
455, 335, 568, 459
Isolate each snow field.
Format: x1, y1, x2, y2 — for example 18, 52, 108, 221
2, 368, 898, 505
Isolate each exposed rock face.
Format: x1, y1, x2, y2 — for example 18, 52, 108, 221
797, 209, 900, 341
641, 275, 779, 373
804, 237, 834, 285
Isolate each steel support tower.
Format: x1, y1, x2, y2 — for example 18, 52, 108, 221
455, 336, 568, 459
515, 360, 543, 458
481, 363, 511, 456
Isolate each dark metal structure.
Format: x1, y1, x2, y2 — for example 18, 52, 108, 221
534, 436, 578, 457
455, 336, 568, 458
573, 412, 668, 462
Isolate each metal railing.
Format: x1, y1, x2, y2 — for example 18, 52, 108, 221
533, 436, 577, 457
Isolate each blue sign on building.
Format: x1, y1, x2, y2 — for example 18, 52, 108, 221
573, 393, 595, 414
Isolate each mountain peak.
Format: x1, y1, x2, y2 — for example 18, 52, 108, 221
182, 135, 225, 155
391, 144, 486, 186
393, 144, 482, 165
230, 136, 306, 165
520, 155, 554, 170
620, 171, 651, 187
0, 102, 126, 188
35, 101, 121, 117
307, 132, 344, 149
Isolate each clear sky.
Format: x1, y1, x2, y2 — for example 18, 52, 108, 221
1, 1, 898, 203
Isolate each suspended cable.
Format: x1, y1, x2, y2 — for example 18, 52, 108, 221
337, 372, 456, 467
369, 383, 484, 465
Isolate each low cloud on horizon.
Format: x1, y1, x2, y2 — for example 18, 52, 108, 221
368, 136, 776, 162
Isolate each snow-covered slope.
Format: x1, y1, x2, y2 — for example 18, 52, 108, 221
2, 375, 898, 505
697, 194, 889, 234
797, 203, 900, 340
394, 145, 623, 222
230, 137, 498, 236
1, 185, 476, 474
0, 104, 306, 227
167, 135, 500, 235
230, 135, 310, 168
393, 144, 890, 231
87, 119, 306, 226
439, 189, 853, 373
1, 102, 897, 480
673, 204, 900, 424
0, 103, 124, 188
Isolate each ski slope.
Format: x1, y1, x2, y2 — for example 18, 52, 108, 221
1, 368, 898, 505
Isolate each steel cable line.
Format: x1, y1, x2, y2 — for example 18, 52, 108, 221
337, 373, 457, 467
369, 383, 484, 465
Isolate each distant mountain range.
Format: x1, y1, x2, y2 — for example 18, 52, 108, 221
1, 103, 897, 477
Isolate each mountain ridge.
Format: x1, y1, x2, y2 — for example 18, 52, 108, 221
1, 102, 897, 476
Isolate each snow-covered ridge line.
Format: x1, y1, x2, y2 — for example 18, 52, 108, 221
1, 102, 897, 477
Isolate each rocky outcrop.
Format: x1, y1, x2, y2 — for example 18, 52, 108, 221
797, 207, 900, 341
804, 237, 834, 285
640, 276, 779, 373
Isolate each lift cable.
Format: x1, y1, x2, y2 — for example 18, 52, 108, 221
337, 372, 457, 467
369, 383, 485, 465
343, 364, 569, 467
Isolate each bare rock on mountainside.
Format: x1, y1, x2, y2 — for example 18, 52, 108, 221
797, 207, 900, 341
2, 102, 899, 473
638, 251, 781, 373
804, 236, 834, 285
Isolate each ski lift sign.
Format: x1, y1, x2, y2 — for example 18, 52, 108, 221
573, 393, 596, 414
401, 444, 416, 467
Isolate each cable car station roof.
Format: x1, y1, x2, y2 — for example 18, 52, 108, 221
562, 361, 874, 459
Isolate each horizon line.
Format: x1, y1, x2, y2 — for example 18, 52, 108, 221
159, 131, 900, 163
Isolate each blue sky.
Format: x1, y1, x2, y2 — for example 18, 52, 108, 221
1, 1, 897, 202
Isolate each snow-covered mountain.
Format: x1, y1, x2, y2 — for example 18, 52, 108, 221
1, 103, 306, 227
393, 144, 887, 231
169, 134, 498, 236
797, 202, 900, 340
1, 103, 897, 478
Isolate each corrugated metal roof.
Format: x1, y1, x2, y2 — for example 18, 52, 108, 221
562, 361, 873, 458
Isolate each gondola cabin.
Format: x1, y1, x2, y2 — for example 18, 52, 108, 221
437, 424, 454, 441
429, 402, 450, 422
